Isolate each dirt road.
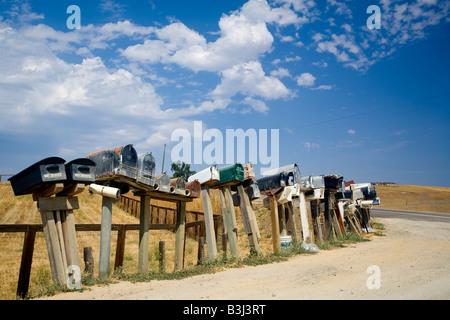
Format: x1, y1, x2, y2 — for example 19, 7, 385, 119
40, 212, 450, 300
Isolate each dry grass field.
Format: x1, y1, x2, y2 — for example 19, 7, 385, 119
375, 184, 450, 213
1, 182, 449, 299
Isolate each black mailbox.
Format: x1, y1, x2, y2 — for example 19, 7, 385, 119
324, 175, 344, 190
9, 157, 67, 196
85, 144, 138, 181
361, 187, 377, 200
137, 153, 156, 187
65, 158, 96, 185
256, 172, 289, 191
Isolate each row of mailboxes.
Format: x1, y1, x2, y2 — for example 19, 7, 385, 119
9, 157, 96, 196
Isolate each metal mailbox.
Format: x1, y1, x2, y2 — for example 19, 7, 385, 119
324, 174, 344, 190
85, 144, 138, 181
137, 153, 156, 187
9, 157, 67, 196
155, 174, 172, 193
186, 180, 201, 198
262, 164, 301, 186
300, 175, 325, 190
256, 173, 286, 191
246, 182, 261, 200
65, 158, 96, 185
211, 163, 244, 188
170, 177, 190, 196
187, 165, 220, 185
361, 186, 377, 200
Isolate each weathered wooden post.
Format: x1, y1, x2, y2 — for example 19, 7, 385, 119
99, 195, 113, 280
188, 165, 220, 260
138, 195, 151, 273
211, 164, 245, 259
159, 241, 166, 273
83, 247, 94, 280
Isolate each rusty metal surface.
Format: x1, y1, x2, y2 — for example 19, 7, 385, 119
185, 180, 201, 198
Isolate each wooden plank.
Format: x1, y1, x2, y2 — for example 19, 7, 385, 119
298, 192, 312, 243
200, 186, 218, 260
65, 210, 80, 269
114, 225, 126, 271
16, 225, 37, 298
219, 188, 239, 259
174, 201, 187, 271
269, 197, 281, 253
237, 185, 261, 255
32, 183, 65, 200
138, 195, 151, 274
224, 186, 238, 232
99, 196, 113, 280
41, 210, 66, 285
38, 196, 79, 211
54, 210, 68, 276
83, 247, 94, 280
285, 201, 298, 242
159, 241, 166, 273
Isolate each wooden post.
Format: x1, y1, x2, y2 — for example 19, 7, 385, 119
311, 200, 324, 244
197, 237, 205, 265
114, 225, 127, 271
16, 225, 37, 298
200, 186, 218, 260
40, 210, 66, 285
219, 188, 239, 259
159, 241, 166, 273
83, 247, 94, 280
237, 185, 261, 255
99, 196, 113, 280
285, 201, 298, 242
298, 192, 313, 243
278, 203, 287, 236
269, 196, 281, 253
174, 201, 187, 271
138, 195, 151, 274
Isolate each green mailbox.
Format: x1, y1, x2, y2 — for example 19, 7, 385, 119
211, 163, 244, 188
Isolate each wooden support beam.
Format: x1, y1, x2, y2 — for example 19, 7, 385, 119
237, 185, 261, 255
174, 201, 187, 271
16, 225, 37, 298
269, 196, 281, 253
138, 195, 151, 274
219, 188, 239, 259
285, 201, 298, 242
99, 196, 113, 280
200, 186, 218, 260
114, 225, 127, 271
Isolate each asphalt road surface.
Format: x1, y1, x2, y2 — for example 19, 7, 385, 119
372, 208, 450, 223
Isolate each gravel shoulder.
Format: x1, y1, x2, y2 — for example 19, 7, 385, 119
40, 216, 450, 300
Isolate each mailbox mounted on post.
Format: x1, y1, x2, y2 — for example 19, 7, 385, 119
155, 174, 172, 193
9, 157, 67, 196
85, 144, 138, 181
211, 163, 244, 188
246, 183, 261, 201
324, 174, 344, 190
243, 162, 255, 182
188, 165, 220, 185
170, 177, 190, 196
137, 153, 156, 188
185, 180, 201, 198
263, 164, 301, 185
300, 175, 325, 191
64, 158, 96, 185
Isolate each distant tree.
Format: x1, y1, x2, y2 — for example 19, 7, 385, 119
170, 161, 196, 180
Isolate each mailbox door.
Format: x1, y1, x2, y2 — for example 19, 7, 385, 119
137, 153, 156, 186
9, 157, 67, 196
65, 158, 96, 184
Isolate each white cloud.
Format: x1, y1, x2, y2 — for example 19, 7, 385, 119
241, 97, 269, 114
296, 72, 316, 87
211, 61, 291, 100
304, 142, 320, 151
311, 84, 333, 90
347, 129, 356, 135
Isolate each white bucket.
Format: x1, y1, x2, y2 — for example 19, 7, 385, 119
280, 235, 292, 248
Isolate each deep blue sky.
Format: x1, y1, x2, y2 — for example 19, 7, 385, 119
0, 0, 449, 186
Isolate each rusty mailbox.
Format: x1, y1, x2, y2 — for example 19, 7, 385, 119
85, 144, 138, 181
137, 152, 156, 188
185, 179, 201, 198
9, 157, 68, 196
170, 177, 190, 196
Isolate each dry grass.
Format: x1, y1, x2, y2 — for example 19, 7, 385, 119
375, 184, 450, 213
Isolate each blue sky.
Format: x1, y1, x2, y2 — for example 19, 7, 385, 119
0, 0, 449, 186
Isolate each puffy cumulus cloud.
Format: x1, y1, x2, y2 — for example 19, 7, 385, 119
210, 61, 291, 100
296, 72, 316, 87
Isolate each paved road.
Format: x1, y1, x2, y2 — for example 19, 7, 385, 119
372, 208, 450, 223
